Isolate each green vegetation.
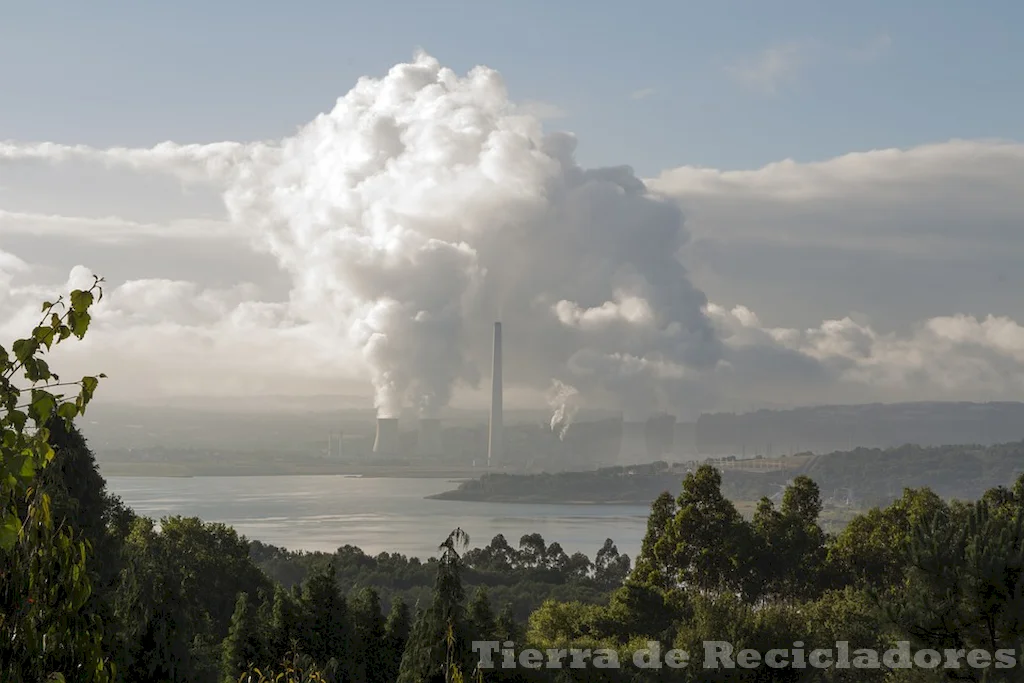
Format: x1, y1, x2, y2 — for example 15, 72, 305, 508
435, 441, 1024, 511
4, 285, 1024, 681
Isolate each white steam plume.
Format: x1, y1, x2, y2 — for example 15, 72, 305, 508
213, 52, 721, 420
7, 52, 723, 422
547, 380, 582, 439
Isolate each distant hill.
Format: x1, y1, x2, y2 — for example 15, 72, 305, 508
694, 401, 1024, 455
432, 439, 1024, 508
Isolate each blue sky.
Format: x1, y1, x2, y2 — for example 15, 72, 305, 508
3, 0, 1022, 175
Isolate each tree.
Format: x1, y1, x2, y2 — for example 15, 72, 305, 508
750, 477, 828, 601
495, 602, 522, 644
269, 584, 302, 664
466, 587, 496, 641
517, 533, 546, 569
351, 587, 387, 683
665, 465, 756, 596
301, 561, 354, 681
222, 592, 266, 682
114, 516, 196, 682
0, 278, 113, 682
397, 528, 471, 683
383, 597, 412, 683
630, 491, 677, 590
593, 539, 630, 589
828, 487, 950, 591
882, 500, 1024, 675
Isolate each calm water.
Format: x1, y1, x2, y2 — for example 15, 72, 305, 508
106, 475, 650, 560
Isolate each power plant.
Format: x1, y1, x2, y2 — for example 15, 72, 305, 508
487, 321, 503, 468
373, 417, 401, 456
618, 420, 647, 463
416, 418, 443, 456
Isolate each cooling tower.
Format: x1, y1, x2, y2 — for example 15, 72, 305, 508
646, 414, 677, 459
416, 418, 442, 456
373, 417, 401, 456
618, 420, 647, 463
487, 322, 503, 467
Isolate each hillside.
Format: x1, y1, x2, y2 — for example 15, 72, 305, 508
432, 440, 1024, 507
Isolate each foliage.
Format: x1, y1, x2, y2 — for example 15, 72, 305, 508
0, 278, 113, 682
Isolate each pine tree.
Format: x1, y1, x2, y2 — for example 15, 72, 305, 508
397, 529, 471, 683
384, 597, 412, 683
351, 586, 387, 683
221, 592, 265, 682
301, 561, 355, 681
466, 587, 496, 642
270, 584, 301, 663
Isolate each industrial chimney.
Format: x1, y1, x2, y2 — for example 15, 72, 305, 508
618, 420, 647, 464
416, 418, 442, 456
373, 417, 401, 456
487, 321, 503, 467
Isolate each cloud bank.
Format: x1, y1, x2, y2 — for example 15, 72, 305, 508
4, 53, 1024, 422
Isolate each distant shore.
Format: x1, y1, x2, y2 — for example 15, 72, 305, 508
98, 461, 483, 480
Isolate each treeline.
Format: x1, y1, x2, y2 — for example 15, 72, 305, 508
8, 417, 1024, 681
436, 440, 1024, 509
250, 531, 630, 623
1, 420, 632, 681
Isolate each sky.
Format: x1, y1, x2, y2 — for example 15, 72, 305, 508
2, 2, 1024, 419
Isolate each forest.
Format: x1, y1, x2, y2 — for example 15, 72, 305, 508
4, 285, 1024, 683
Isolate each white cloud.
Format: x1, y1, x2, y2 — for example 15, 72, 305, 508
647, 139, 1024, 329
629, 88, 657, 101
3, 53, 1024, 420
725, 43, 808, 94
0, 210, 245, 244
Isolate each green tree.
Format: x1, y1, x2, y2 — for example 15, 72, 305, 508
593, 539, 630, 589
882, 500, 1024, 677
301, 561, 354, 681
269, 584, 302, 664
828, 487, 950, 591
665, 465, 755, 596
397, 528, 471, 683
751, 477, 828, 601
466, 587, 496, 641
351, 587, 387, 683
0, 278, 113, 682
494, 603, 522, 644
222, 592, 266, 682
383, 597, 412, 683
630, 491, 677, 590
114, 516, 196, 682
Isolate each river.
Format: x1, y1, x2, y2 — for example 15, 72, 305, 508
106, 475, 650, 560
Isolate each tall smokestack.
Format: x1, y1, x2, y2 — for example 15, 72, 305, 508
416, 418, 442, 456
373, 417, 401, 456
488, 322, 503, 467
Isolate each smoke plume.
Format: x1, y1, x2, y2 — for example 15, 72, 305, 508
4, 52, 722, 422
213, 51, 720, 419
546, 380, 581, 439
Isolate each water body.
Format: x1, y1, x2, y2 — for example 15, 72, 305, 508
106, 475, 650, 560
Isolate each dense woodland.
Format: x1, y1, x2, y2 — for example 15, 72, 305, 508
4, 286, 1024, 682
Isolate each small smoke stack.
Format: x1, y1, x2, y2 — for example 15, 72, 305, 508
373, 417, 401, 456
618, 420, 647, 464
488, 321, 503, 467
416, 418, 442, 456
